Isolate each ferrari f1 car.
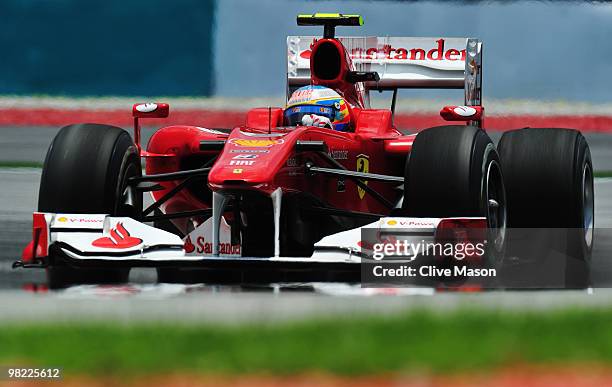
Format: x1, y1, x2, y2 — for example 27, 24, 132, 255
16, 14, 594, 288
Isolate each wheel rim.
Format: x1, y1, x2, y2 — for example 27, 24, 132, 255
582, 162, 594, 249
485, 160, 506, 251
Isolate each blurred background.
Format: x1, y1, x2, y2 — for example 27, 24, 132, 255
0, 0, 610, 102
1, 0, 611, 168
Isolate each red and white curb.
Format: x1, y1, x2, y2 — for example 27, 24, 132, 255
1, 96, 612, 132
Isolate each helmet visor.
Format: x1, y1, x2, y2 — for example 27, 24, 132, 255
284, 105, 335, 127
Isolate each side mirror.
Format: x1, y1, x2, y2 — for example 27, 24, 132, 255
132, 103, 169, 118
132, 103, 170, 154
440, 105, 483, 122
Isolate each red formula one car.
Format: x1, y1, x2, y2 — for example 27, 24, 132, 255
16, 14, 594, 288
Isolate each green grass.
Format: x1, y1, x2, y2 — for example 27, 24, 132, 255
0, 161, 43, 169
1, 308, 612, 376
595, 170, 612, 178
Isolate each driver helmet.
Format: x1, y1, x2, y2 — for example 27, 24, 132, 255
284, 85, 351, 131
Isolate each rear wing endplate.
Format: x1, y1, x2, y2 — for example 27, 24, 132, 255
287, 36, 482, 106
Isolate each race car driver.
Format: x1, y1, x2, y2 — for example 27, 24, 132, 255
284, 85, 351, 131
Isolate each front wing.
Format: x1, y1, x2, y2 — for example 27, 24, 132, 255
16, 212, 485, 271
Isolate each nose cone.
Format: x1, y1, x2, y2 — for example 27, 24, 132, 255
208, 128, 297, 193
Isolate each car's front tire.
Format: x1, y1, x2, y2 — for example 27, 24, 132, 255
402, 125, 506, 279
38, 123, 142, 288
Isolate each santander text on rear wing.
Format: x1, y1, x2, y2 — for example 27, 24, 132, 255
287, 36, 482, 106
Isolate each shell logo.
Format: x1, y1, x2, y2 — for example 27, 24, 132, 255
57, 217, 68, 222
230, 139, 283, 148
387, 220, 397, 226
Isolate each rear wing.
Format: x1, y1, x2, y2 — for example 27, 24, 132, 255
286, 36, 482, 106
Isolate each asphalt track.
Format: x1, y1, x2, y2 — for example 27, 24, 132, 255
0, 128, 611, 320
0, 167, 611, 301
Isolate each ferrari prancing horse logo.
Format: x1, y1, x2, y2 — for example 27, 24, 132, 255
356, 154, 369, 200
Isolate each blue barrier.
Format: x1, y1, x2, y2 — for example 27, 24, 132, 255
0, 0, 215, 96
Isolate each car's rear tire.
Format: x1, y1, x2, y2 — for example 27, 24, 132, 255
402, 125, 506, 278
38, 124, 142, 288
498, 128, 594, 288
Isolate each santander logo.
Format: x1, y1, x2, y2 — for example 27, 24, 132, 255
92, 223, 143, 249
183, 236, 196, 253
300, 38, 466, 62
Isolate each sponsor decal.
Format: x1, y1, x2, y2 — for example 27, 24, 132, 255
230, 139, 284, 148
229, 160, 255, 166
135, 103, 158, 113
189, 238, 241, 255
233, 168, 243, 174
356, 154, 370, 200
230, 149, 270, 154
299, 38, 466, 62
386, 219, 435, 227
183, 236, 196, 253
184, 217, 241, 257
232, 154, 258, 160
337, 178, 346, 192
328, 149, 348, 160
288, 88, 314, 105
91, 223, 142, 249
453, 106, 477, 117
56, 216, 103, 224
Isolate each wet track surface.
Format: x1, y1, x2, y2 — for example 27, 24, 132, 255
1, 124, 612, 316
1, 168, 612, 298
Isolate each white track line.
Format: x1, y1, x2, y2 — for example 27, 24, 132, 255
0, 168, 41, 175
